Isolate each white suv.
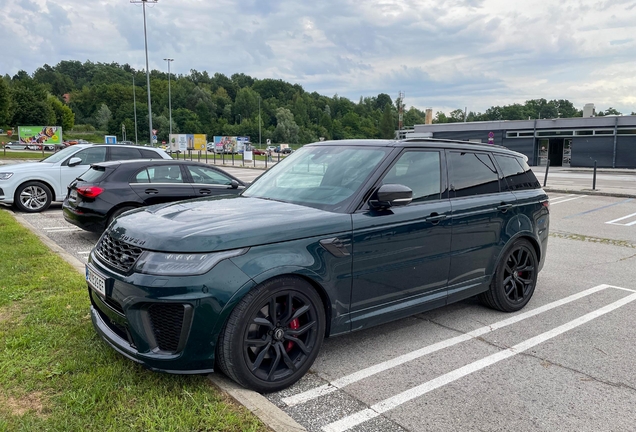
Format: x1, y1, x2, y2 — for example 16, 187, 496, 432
0, 144, 171, 212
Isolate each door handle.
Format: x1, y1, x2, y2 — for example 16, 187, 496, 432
497, 203, 513, 212
425, 213, 447, 225
145, 188, 159, 195
199, 189, 211, 195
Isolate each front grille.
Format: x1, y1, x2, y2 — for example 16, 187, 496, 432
95, 232, 144, 273
148, 304, 185, 353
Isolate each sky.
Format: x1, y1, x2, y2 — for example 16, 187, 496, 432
2, 0, 636, 115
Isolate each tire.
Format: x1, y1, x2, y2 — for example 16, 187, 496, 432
479, 238, 538, 312
107, 206, 137, 228
14, 181, 52, 213
216, 276, 325, 393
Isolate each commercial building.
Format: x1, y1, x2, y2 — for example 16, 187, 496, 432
399, 114, 636, 168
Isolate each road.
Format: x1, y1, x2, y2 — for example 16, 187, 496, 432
4, 166, 636, 431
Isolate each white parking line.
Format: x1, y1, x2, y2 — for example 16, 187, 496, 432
322, 290, 636, 432
283, 284, 610, 407
77, 251, 91, 254
605, 212, 636, 227
550, 195, 586, 205
43, 228, 82, 232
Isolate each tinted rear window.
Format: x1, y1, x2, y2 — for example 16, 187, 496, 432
140, 149, 160, 158
77, 166, 106, 183
494, 155, 537, 191
110, 147, 142, 160
516, 156, 541, 188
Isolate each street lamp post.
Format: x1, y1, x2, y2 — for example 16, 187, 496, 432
131, 0, 158, 145
163, 58, 173, 136
132, 74, 138, 145
258, 96, 261, 148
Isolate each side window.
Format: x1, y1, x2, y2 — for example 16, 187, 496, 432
382, 151, 441, 202
69, 147, 107, 165
495, 155, 533, 191
448, 152, 499, 197
516, 156, 541, 188
133, 169, 151, 183
140, 149, 160, 158
146, 165, 184, 183
110, 147, 142, 160
187, 166, 232, 185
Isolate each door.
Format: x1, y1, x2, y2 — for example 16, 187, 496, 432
350, 150, 451, 329
60, 147, 108, 198
130, 165, 195, 205
446, 150, 517, 302
184, 164, 244, 197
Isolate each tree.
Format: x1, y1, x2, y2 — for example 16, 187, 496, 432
0, 79, 10, 125
274, 107, 299, 143
379, 105, 395, 139
95, 104, 112, 130
597, 107, 622, 116
10, 86, 55, 127
48, 96, 75, 130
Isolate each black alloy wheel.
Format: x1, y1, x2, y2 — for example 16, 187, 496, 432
14, 181, 52, 213
479, 238, 538, 312
217, 277, 325, 392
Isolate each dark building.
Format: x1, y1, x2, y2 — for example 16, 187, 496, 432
399, 116, 636, 168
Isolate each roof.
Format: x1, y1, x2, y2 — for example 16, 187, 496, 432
306, 138, 521, 154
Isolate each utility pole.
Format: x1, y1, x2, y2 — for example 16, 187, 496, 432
133, 74, 138, 145
258, 96, 261, 148
163, 58, 174, 136
131, 0, 158, 145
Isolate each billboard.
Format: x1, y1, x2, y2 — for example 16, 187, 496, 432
169, 134, 207, 152
213, 136, 250, 153
105, 135, 117, 144
18, 126, 62, 145
193, 134, 207, 151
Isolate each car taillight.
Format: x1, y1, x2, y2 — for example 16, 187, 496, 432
76, 186, 104, 198
542, 200, 550, 211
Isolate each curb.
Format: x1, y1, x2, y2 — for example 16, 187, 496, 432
6, 209, 305, 432
209, 374, 306, 432
544, 188, 636, 199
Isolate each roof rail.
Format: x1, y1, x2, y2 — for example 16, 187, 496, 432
400, 137, 509, 150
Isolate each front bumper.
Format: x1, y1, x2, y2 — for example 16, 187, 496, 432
87, 254, 255, 373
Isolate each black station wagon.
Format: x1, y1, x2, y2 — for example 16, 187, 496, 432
85, 139, 549, 392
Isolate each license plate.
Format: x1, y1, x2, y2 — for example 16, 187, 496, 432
86, 266, 106, 297
69, 189, 77, 200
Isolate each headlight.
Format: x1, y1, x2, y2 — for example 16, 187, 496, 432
0, 173, 13, 180
133, 248, 249, 276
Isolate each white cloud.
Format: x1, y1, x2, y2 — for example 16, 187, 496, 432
2, 0, 636, 114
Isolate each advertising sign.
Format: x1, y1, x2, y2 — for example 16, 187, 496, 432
169, 134, 189, 152
18, 126, 62, 145
213, 136, 250, 154
193, 134, 207, 151
105, 135, 117, 144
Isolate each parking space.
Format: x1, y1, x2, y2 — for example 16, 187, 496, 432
4, 164, 636, 431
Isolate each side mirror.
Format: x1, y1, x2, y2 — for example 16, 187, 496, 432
230, 179, 240, 189
369, 184, 412, 209
68, 157, 82, 167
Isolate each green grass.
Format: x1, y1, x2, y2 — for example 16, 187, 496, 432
0, 210, 265, 432
0, 151, 46, 160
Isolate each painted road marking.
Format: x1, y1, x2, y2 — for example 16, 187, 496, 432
564, 198, 634, 219
43, 227, 82, 232
606, 211, 636, 226
550, 195, 586, 205
78, 251, 91, 254
322, 289, 636, 432
283, 284, 610, 407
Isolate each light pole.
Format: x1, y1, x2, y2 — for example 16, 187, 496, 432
163, 58, 173, 136
131, 0, 158, 145
238, 114, 242, 124
258, 96, 261, 148
132, 74, 138, 145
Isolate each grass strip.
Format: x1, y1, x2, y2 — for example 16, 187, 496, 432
0, 210, 265, 432
0, 152, 46, 160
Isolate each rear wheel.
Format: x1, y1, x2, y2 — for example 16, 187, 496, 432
216, 276, 325, 393
107, 206, 137, 228
479, 238, 538, 312
14, 181, 52, 213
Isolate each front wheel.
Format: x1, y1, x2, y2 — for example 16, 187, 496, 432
14, 181, 52, 213
479, 238, 538, 312
216, 277, 325, 393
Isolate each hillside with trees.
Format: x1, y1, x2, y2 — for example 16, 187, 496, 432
0, 61, 625, 144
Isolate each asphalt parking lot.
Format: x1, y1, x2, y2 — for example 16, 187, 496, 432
5, 167, 636, 432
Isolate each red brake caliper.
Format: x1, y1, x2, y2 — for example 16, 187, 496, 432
286, 318, 299, 352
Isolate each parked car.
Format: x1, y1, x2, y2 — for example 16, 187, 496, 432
0, 144, 171, 212
85, 139, 549, 392
63, 160, 245, 232
26, 144, 55, 151
266, 145, 276, 152
4, 142, 28, 150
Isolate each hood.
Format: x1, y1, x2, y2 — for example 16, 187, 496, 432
108, 195, 352, 252
1, 162, 55, 172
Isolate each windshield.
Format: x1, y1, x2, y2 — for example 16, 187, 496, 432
243, 145, 391, 211
40, 146, 83, 163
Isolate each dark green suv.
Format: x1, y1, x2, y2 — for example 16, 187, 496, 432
86, 139, 549, 392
